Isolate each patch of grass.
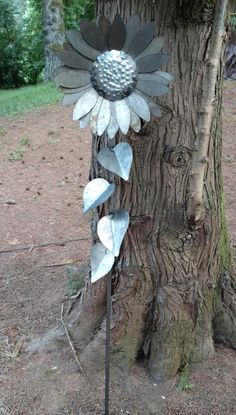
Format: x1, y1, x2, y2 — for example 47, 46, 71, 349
20, 137, 30, 146
177, 364, 194, 392
0, 125, 7, 135
0, 82, 62, 117
9, 149, 25, 161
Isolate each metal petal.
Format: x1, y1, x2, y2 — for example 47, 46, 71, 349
136, 91, 162, 118
54, 66, 91, 88
73, 89, 98, 121
97, 143, 133, 181
137, 79, 170, 97
61, 86, 91, 106
90, 97, 103, 134
123, 15, 140, 52
80, 21, 106, 52
128, 92, 150, 122
115, 99, 130, 134
107, 102, 119, 139
99, 16, 111, 48
136, 53, 170, 73
55, 51, 92, 70
79, 112, 91, 128
109, 14, 126, 50
128, 103, 141, 132
127, 22, 155, 58
97, 209, 129, 257
138, 72, 173, 86
90, 242, 115, 283
135, 37, 165, 60
66, 30, 100, 60
59, 85, 92, 94
97, 99, 111, 136
155, 71, 173, 83
83, 178, 115, 213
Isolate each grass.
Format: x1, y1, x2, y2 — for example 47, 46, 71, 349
0, 82, 62, 117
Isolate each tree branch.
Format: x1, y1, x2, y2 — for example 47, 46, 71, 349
187, 0, 228, 224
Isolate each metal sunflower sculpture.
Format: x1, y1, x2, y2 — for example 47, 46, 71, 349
54, 14, 172, 137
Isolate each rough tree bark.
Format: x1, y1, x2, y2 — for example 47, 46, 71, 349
42, 0, 65, 81
29, 0, 236, 382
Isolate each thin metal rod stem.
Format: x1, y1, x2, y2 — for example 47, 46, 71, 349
105, 272, 112, 415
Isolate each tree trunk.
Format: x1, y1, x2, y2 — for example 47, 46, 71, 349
28, 0, 236, 382
42, 0, 64, 81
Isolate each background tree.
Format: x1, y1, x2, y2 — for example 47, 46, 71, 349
29, 0, 236, 382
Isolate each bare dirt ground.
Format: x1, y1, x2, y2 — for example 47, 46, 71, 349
0, 82, 236, 415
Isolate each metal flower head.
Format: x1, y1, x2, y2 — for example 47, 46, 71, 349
54, 14, 172, 137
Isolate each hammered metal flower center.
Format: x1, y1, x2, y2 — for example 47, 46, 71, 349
90, 50, 137, 101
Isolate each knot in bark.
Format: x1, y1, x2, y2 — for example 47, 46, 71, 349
163, 145, 191, 168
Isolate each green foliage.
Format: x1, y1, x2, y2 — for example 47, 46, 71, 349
0, 83, 62, 117
65, 266, 86, 297
63, 0, 95, 29
177, 364, 194, 392
230, 15, 236, 31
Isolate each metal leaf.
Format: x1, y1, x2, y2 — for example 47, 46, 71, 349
61, 86, 91, 106
97, 99, 111, 136
123, 15, 140, 52
128, 92, 150, 122
83, 178, 115, 213
90, 97, 103, 134
135, 37, 165, 60
127, 22, 155, 58
90, 242, 115, 283
115, 100, 130, 134
54, 66, 91, 88
155, 71, 173, 83
66, 30, 100, 60
97, 143, 133, 181
128, 103, 141, 132
97, 209, 129, 257
137, 79, 170, 97
55, 51, 92, 70
79, 112, 91, 128
107, 102, 119, 139
80, 21, 106, 52
109, 14, 126, 50
73, 89, 98, 121
136, 53, 170, 73
99, 16, 111, 48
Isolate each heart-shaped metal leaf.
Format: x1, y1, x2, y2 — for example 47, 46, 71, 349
90, 242, 115, 283
83, 178, 115, 213
97, 209, 129, 257
97, 143, 133, 181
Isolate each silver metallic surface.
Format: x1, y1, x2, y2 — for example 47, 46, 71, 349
97, 143, 133, 181
128, 92, 150, 122
137, 79, 169, 96
90, 96, 103, 134
73, 88, 98, 121
61, 87, 90, 106
115, 99, 130, 134
97, 99, 111, 136
123, 15, 140, 52
127, 22, 155, 58
129, 104, 141, 132
135, 37, 165, 60
90, 242, 115, 283
79, 112, 91, 128
97, 209, 129, 257
66, 30, 100, 61
136, 53, 170, 73
55, 51, 92, 70
90, 50, 137, 101
54, 66, 91, 88
109, 14, 126, 50
80, 21, 106, 52
83, 178, 115, 213
107, 102, 119, 139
